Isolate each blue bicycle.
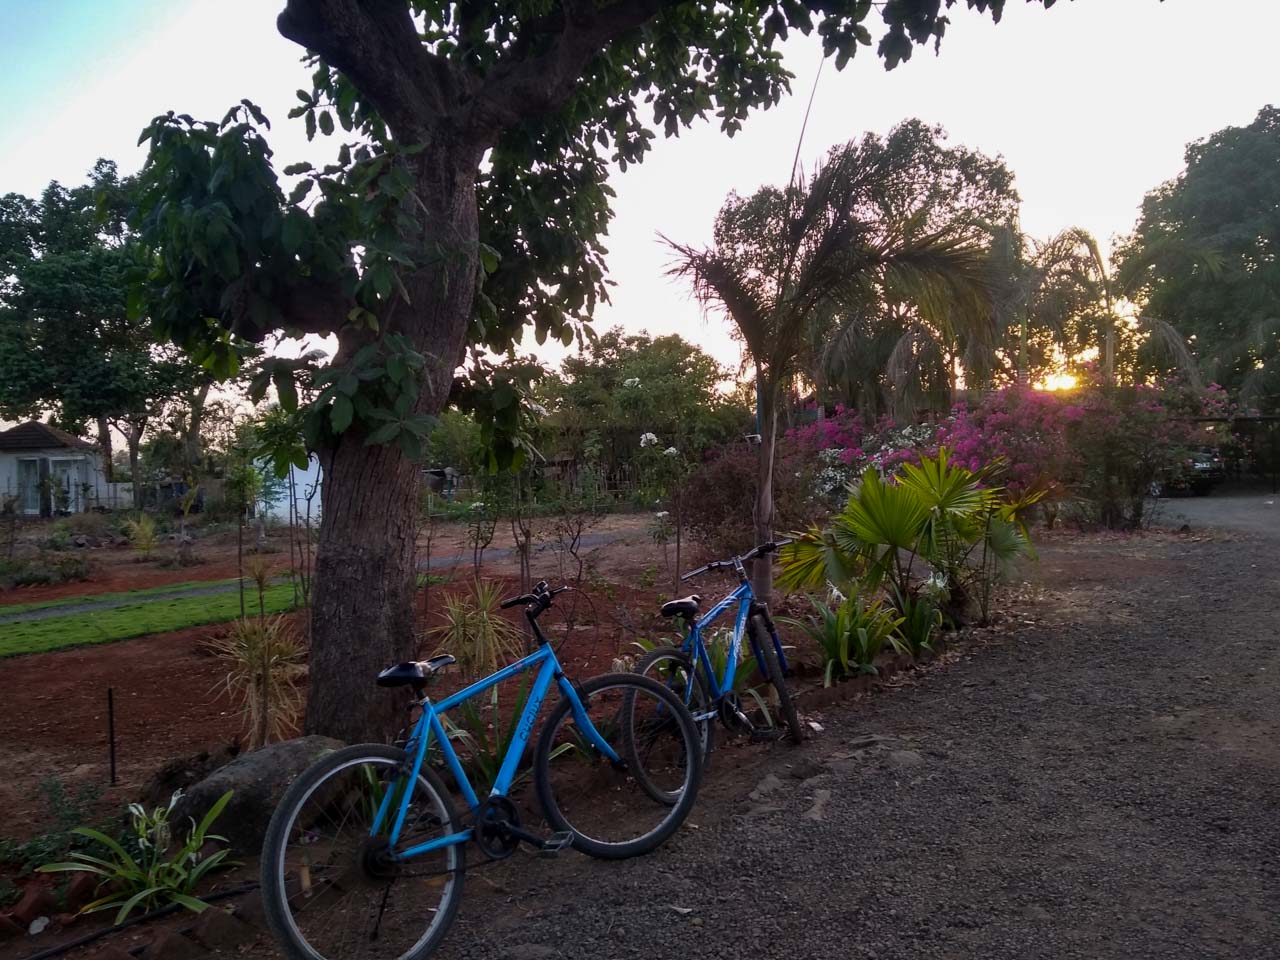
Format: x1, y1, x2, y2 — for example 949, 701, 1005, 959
635, 541, 803, 792
261, 581, 703, 960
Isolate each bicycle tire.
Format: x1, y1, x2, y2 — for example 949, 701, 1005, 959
261, 743, 466, 960
633, 645, 716, 798
533, 672, 702, 860
750, 614, 804, 744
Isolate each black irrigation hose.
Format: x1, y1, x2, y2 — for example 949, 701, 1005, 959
19, 881, 259, 960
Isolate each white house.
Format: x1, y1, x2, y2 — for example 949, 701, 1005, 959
0, 421, 111, 516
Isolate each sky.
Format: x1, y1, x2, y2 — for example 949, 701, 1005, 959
2, 0, 1278, 376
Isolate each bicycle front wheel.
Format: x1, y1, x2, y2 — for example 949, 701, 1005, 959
261, 744, 465, 960
533, 673, 702, 860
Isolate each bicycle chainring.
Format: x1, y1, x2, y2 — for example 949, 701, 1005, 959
474, 797, 521, 860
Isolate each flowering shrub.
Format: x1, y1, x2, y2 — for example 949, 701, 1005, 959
783, 376, 1228, 529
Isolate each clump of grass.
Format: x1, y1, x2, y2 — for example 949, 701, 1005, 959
431, 580, 523, 677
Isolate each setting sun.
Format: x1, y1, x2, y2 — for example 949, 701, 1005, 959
1035, 373, 1079, 392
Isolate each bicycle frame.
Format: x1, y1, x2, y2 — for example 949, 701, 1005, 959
369, 641, 619, 860
680, 580, 791, 710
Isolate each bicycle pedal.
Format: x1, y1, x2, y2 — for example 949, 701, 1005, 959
538, 831, 574, 857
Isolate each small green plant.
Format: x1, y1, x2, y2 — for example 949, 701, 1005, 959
208, 615, 306, 749
890, 583, 944, 657
431, 580, 523, 677
124, 514, 159, 560
38, 790, 235, 924
639, 564, 659, 589
785, 595, 904, 684
0, 877, 18, 909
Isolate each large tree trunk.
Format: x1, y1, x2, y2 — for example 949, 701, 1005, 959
304, 145, 482, 744
751, 379, 778, 603
97, 416, 114, 482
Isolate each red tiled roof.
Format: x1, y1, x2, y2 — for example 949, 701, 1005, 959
0, 421, 97, 452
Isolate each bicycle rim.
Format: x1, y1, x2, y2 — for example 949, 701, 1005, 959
634, 647, 714, 801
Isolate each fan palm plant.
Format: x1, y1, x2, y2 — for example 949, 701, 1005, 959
666, 142, 990, 600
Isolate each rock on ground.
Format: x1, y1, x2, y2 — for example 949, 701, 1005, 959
171, 735, 342, 853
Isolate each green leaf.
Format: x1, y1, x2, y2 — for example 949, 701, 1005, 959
113, 887, 164, 926
365, 421, 401, 446
281, 210, 308, 255
331, 394, 354, 433
478, 243, 500, 274
318, 111, 334, 136
192, 790, 235, 842
170, 893, 211, 914
273, 369, 299, 412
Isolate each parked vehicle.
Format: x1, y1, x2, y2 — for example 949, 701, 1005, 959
1151, 448, 1226, 497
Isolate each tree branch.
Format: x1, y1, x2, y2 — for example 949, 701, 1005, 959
277, 0, 463, 140
467, 0, 685, 136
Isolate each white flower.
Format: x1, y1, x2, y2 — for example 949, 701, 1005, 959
470, 501, 485, 511
639, 432, 659, 448
623, 378, 640, 388
663, 446, 679, 457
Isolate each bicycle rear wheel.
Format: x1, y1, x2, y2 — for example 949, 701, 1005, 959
750, 614, 804, 744
633, 645, 715, 801
533, 672, 702, 860
261, 744, 465, 960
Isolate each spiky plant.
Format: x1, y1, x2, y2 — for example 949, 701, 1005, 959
431, 579, 524, 678
209, 615, 306, 749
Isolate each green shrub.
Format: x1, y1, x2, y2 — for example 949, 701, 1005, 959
38, 790, 234, 924
0, 553, 92, 590
785, 595, 904, 684
780, 449, 1038, 626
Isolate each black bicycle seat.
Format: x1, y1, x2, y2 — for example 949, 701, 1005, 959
376, 655, 457, 687
660, 595, 701, 619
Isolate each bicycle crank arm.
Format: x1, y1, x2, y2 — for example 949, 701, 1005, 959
494, 820, 577, 856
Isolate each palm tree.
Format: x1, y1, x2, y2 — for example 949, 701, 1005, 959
1054, 228, 1207, 386
666, 144, 990, 600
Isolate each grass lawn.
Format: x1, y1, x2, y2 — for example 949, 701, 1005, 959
0, 579, 239, 616
0, 583, 301, 658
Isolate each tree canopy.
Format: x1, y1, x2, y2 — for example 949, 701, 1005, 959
1120, 104, 1280, 406
0, 162, 209, 474
541, 327, 747, 473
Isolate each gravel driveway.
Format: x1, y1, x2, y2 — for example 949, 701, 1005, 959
425, 529, 1280, 960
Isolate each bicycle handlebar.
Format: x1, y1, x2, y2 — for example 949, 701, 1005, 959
500, 581, 572, 611
679, 539, 794, 581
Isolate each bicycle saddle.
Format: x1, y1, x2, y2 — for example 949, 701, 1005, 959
660, 595, 701, 619
376, 655, 457, 687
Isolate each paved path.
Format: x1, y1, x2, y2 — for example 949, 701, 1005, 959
1152, 481, 1279, 536
422, 531, 1279, 960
